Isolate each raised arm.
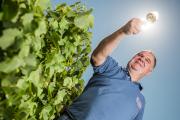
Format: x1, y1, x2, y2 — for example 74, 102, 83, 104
91, 18, 143, 66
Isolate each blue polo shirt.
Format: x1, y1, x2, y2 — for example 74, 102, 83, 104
66, 56, 145, 120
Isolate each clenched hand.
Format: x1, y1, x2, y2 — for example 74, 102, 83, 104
122, 18, 143, 35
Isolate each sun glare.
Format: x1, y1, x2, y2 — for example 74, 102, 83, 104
141, 11, 159, 31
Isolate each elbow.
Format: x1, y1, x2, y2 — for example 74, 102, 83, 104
91, 53, 98, 66
91, 52, 105, 66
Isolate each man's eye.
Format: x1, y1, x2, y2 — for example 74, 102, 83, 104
138, 54, 143, 57
145, 58, 151, 63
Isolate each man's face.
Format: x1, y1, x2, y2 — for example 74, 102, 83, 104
128, 51, 155, 75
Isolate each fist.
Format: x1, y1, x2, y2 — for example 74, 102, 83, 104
122, 18, 143, 35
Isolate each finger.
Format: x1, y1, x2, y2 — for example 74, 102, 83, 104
134, 25, 141, 33
131, 28, 139, 35
135, 18, 144, 25
135, 20, 143, 30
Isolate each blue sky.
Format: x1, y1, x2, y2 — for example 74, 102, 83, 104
52, 0, 180, 120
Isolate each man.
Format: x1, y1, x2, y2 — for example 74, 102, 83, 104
58, 18, 156, 120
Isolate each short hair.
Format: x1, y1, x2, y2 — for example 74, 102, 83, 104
153, 55, 157, 68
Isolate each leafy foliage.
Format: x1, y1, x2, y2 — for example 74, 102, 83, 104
0, 0, 93, 119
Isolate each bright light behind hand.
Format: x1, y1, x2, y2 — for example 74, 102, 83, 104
141, 11, 159, 31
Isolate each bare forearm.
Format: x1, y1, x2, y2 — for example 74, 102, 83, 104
92, 28, 125, 64
91, 18, 143, 66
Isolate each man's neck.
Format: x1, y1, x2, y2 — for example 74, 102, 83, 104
128, 68, 142, 82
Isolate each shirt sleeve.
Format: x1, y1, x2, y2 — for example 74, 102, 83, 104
90, 56, 120, 77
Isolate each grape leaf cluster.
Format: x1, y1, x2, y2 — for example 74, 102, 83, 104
0, 0, 93, 120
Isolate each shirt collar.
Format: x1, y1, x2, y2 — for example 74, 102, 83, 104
123, 67, 143, 91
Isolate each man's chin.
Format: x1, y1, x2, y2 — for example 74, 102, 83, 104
130, 65, 143, 74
